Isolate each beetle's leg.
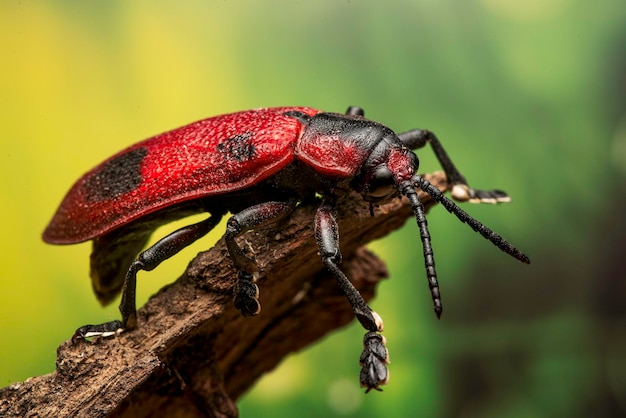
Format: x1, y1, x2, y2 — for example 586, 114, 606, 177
225, 201, 296, 316
315, 204, 380, 329
315, 204, 389, 392
72, 214, 222, 342
345, 106, 365, 116
398, 129, 510, 204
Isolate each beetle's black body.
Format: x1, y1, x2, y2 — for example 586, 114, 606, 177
45, 106, 529, 392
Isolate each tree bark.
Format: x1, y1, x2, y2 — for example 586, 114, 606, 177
0, 172, 448, 418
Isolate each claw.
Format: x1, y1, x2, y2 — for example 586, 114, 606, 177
359, 331, 390, 392
452, 184, 511, 204
233, 271, 261, 316
72, 320, 124, 344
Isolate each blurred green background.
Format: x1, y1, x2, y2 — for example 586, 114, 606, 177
2, 1, 625, 417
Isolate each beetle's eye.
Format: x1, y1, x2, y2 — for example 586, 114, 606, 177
367, 167, 395, 198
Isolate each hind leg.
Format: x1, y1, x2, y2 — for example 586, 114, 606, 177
72, 214, 222, 342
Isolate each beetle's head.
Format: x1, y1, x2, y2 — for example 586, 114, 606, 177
353, 134, 419, 204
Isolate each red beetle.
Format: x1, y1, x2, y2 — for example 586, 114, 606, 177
44, 106, 529, 392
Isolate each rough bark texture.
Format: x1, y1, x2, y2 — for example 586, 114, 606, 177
0, 172, 448, 418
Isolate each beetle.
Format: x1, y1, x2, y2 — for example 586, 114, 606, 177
43, 106, 530, 392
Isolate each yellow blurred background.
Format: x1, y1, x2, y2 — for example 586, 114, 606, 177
2, 1, 625, 417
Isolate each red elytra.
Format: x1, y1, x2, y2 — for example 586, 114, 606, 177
43, 105, 529, 393
44, 107, 321, 244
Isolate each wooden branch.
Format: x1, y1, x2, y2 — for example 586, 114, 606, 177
0, 172, 448, 418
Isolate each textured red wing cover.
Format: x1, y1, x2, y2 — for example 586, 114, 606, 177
43, 107, 321, 243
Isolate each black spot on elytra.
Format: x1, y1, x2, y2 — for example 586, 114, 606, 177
83, 148, 147, 202
283, 110, 311, 124
217, 132, 255, 162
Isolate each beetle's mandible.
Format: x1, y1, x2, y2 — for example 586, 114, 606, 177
43, 106, 530, 392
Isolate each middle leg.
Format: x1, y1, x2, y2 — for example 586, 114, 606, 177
225, 201, 297, 316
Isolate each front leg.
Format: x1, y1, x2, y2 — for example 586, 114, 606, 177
72, 214, 222, 342
398, 129, 511, 203
315, 203, 389, 392
225, 201, 296, 316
